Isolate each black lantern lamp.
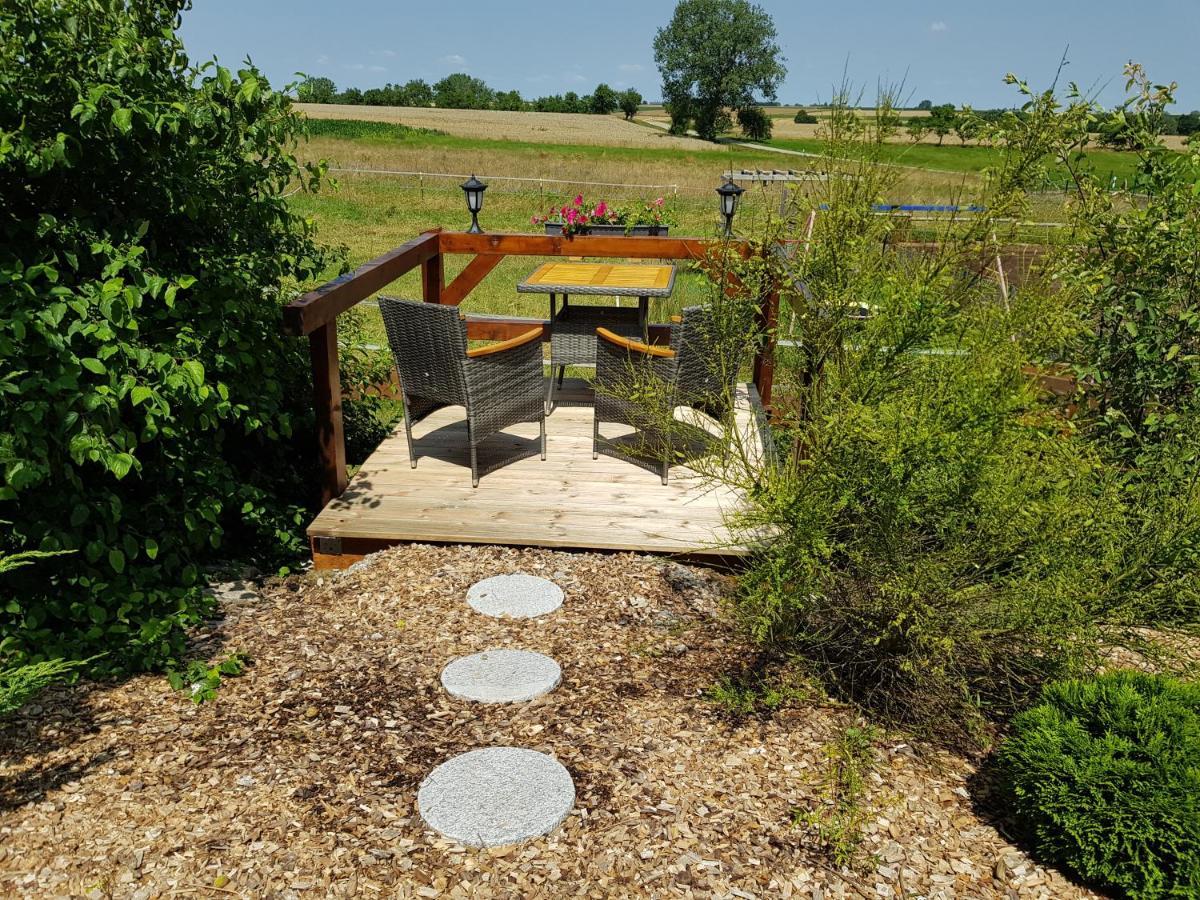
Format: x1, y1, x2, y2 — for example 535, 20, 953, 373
461, 174, 488, 233
716, 176, 745, 236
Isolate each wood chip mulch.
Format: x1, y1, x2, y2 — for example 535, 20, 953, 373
0, 544, 1098, 899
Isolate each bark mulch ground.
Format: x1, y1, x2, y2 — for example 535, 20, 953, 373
0, 544, 1097, 899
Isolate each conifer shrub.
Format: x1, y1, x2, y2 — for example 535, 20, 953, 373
996, 672, 1200, 899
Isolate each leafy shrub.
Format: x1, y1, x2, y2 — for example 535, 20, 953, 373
736, 106, 773, 141
0, 543, 87, 714
167, 652, 249, 704
996, 672, 1200, 898
794, 725, 880, 869
793, 108, 818, 124
715, 79, 1198, 747
0, 0, 340, 671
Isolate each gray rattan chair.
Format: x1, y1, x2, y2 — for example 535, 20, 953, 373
591, 305, 737, 484
378, 297, 545, 487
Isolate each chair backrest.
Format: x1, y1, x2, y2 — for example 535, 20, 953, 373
377, 297, 469, 407
671, 305, 738, 411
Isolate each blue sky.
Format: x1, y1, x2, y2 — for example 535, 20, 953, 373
181, 1, 1200, 110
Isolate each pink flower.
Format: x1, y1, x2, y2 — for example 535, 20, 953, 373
573, 194, 583, 207
654, 197, 664, 206
595, 201, 607, 217
566, 208, 578, 224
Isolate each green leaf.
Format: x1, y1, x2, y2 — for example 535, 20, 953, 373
144, 538, 159, 560
107, 549, 125, 574
112, 107, 133, 134
181, 360, 205, 387
80, 357, 106, 375
131, 385, 153, 406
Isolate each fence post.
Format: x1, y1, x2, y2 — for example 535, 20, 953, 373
422, 249, 443, 304
309, 321, 347, 506
752, 281, 779, 411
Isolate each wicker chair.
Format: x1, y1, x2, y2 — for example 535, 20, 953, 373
591, 305, 737, 484
378, 297, 546, 487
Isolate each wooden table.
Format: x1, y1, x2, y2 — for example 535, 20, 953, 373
517, 261, 677, 411
517, 262, 677, 341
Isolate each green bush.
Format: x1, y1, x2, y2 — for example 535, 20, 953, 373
736, 106, 773, 141
714, 78, 1200, 747
0, 0, 340, 671
793, 109, 817, 124
302, 118, 442, 142
997, 672, 1200, 898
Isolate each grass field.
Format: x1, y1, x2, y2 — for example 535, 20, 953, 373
286, 106, 1100, 346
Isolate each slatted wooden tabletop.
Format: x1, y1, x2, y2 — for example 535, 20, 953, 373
308, 379, 768, 561
517, 262, 676, 296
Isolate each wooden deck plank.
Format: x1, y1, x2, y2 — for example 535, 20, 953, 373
308, 379, 765, 563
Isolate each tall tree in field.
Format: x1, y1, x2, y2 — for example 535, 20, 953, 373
928, 103, 957, 145
653, 0, 786, 141
433, 73, 494, 109
298, 76, 336, 104
590, 83, 619, 115
619, 88, 643, 119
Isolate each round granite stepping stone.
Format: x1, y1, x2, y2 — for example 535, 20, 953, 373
466, 573, 563, 619
417, 747, 575, 847
440, 649, 561, 704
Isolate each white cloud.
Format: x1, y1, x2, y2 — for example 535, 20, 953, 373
441, 54, 467, 66
930, 21, 948, 32
369, 65, 387, 73
371, 49, 398, 58
567, 73, 587, 83
316, 54, 331, 65
618, 63, 643, 73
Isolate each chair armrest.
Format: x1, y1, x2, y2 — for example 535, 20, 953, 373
596, 327, 676, 359
465, 327, 543, 359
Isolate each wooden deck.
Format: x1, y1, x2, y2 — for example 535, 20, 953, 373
308, 379, 768, 568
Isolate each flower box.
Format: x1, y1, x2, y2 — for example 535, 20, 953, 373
543, 222, 669, 237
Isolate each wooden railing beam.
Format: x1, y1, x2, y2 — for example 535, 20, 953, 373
283, 229, 441, 335
308, 321, 347, 505
438, 231, 737, 260
442, 254, 504, 306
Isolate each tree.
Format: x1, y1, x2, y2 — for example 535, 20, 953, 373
736, 106, 772, 140
653, 0, 786, 141
590, 83, 618, 115
334, 86, 363, 105
494, 89, 525, 111
433, 72, 494, 109
298, 76, 336, 104
916, 99, 933, 110
1178, 110, 1200, 137
793, 108, 817, 124
618, 88, 643, 119
928, 103, 957, 145
665, 98, 693, 134
562, 91, 584, 113
399, 79, 433, 107
906, 117, 929, 141
0, 0, 338, 669
954, 105, 979, 145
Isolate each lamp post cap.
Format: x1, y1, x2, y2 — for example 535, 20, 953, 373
461, 174, 488, 191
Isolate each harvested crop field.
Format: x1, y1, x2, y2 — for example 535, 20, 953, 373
296, 104, 714, 151
0, 544, 1095, 898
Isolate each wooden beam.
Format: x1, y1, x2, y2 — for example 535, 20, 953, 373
309, 321, 347, 506
283, 230, 441, 335
421, 249, 443, 303
752, 284, 779, 410
441, 253, 503, 306
438, 231, 732, 261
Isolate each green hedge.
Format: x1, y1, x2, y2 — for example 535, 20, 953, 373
0, 0, 340, 670
997, 672, 1200, 898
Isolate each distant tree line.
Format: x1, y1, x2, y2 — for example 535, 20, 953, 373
297, 74, 643, 117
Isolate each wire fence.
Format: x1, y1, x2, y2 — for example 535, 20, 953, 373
329, 166, 686, 198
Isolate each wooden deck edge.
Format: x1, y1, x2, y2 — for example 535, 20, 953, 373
309, 534, 749, 572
